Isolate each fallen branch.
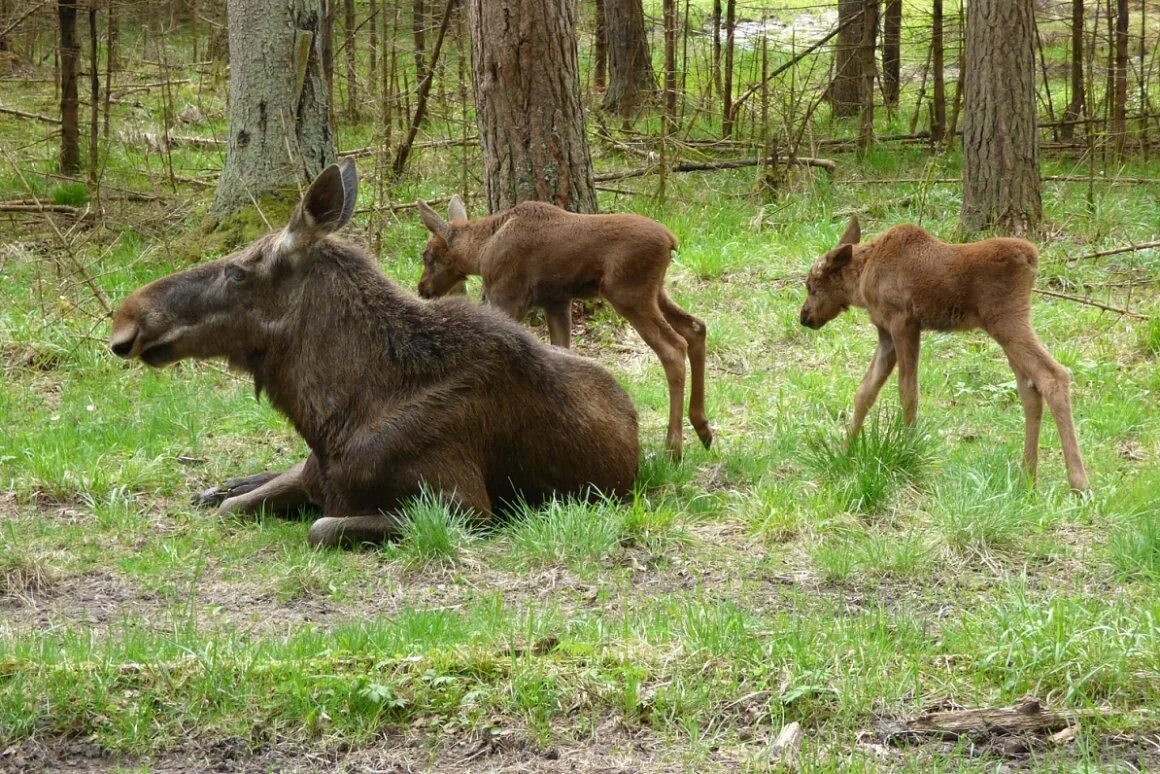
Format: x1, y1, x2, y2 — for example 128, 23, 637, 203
595, 156, 835, 183
110, 79, 191, 98
0, 203, 88, 216
1033, 288, 1146, 319
841, 176, 1160, 185
1072, 239, 1160, 262
878, 698, 1108, 744
0, 104, 61, 125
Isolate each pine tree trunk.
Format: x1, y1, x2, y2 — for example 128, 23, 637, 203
344, 0, 358, 120
58, 0, 80, 174
211, 0, 334, 219
594, 0, 607, 90
662, 0, 676, 128
961, 0, 1041, 235
1112, 0, 1128, 153
722, 0, 735, 134
600, 0, 655, 117
931, 0, 945, 141
466, 0, 597, 213
856, 0, 877, 149
87, 0, 97, 183
831, 0, 863, 117
413, 0, 426, 86
1061, 0, 1084, 140
882, 0, 901, 106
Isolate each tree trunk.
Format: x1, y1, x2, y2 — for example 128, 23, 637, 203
882, 0, 900, 105
831, 0, 863, 117
344, 0, 358, 120
466, 0, 597, 213
87, 0, 97, 183
931, 0, 945, 141
1112, 0, 1128, 153
594, 0, 607, 90
368, 0, 377, 99
722, 0, 735, 134
1061, 0, 1084, 140
662, 0, 676, 127
413, 0, 426, 87
211, 0, 335, 219
856, 0, 877, 149
961, 0, 1041, 236
58, 0, 79, 174
711, 0, 721, 97
600, 0, 655, 117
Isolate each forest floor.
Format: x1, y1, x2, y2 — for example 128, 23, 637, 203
2, 44, 1160, 772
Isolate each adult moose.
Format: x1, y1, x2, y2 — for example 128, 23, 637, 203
110, 160, 639, 548
800, 216, 1089, 491
415, 197, 711, 458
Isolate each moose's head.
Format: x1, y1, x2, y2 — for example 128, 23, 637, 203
800, 216, 861, 330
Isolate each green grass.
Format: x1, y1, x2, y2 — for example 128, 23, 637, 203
0, 5, 1158, 769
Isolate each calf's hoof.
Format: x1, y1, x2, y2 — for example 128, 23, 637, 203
695, 423, 714, 449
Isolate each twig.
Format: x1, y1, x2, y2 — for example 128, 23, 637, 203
0, 104, 61, 125
1033, 288, 1146, 319
1071, 239, 1160, 262
595, 156, 836, 183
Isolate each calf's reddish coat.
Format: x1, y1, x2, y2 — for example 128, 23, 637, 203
800, 217, 1089, 491
415, 197, 711, 458
110, 161, 639, 548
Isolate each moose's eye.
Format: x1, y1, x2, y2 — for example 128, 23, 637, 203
226, 265, 248, 283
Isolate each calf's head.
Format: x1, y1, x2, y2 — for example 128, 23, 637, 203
415, 195, 469, 298
800, 216, 861, 330
110, 159, 359, 368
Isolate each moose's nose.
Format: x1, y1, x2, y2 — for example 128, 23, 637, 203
799, 309, 812, 328
109, 325, 138, 358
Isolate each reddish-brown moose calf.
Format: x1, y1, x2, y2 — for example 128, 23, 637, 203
415, 197, 711, 458
800, 217, 1090, 491
110, 160, 639, 548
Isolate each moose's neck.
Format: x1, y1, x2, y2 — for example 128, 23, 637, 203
845, 247, 872, 310
254, 242, 440, 454
455, 209, 519, 275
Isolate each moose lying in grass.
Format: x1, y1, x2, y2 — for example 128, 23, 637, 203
800, 216, 1090, 491
415, 197, 711, 459
109, 160, 640, 548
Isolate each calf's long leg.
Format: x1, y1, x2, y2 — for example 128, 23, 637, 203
659, 290, 713, 449
849, 326, 897, 436
544, 300, 573, 348
890, 323, 922, 425
606, 293, 689, 457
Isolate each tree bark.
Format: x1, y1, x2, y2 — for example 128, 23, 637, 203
344, 0, 358, 120
413, 0, 426, 87
1061, 0, 1084, 140
594, 0, 607, 90
882, 0, 900, 105
466, 0, 597, 213
1112, 0, 1128, 153
58, 0, 79, 174
856, 0, 877, 149
961, 0, 1041, 235
600, 0, 655, 117
832, 0, 877, 119
662, 0, 676, 127
211, 0, 334, 219
87, 0, 97, 183
931, 0, 945, 141
722, 0, 735, 134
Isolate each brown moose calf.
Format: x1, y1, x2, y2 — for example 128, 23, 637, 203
415, 197, 711, 459
800, 217, 1089, 491
109, 160, 639, 548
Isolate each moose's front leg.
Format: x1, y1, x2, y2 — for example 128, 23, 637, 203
891, 323, 922, 425
212, 458, 321, 517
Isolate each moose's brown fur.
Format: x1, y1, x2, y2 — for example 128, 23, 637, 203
800, 216, 1089, 491
110, 161, 640, 548
415, 197, 711, 458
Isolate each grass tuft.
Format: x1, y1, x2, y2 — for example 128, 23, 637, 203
385, 490, 474, 569
505, 496, 625, 572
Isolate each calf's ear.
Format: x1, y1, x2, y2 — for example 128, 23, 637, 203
285, 159, 359, 247
838, 215, 861, 246
826, 243, 854, 271
448, 195, 468, 222
417, 200, 453, 242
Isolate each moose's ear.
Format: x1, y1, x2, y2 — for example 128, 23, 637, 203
448, 194, 468, 222
417, 199, 453, 241
285, 159, 358, 247
826, 243, 854, 271
838, 215, 861, 246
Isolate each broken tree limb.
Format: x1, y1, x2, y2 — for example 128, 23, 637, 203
0, 105, 61, 125
0, 203, 88, 216
1033, 288, 1146, 319
878, 698, 1106, 744
1072, 239, 1160, 262
594, 156, 835, 183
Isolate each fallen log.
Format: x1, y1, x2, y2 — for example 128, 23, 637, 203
0, 203, 88, 216
594, 156, 836, 183
0, 105, 61, 125
878, 698, 1109, 745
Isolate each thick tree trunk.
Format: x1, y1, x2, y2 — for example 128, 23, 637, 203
882, 0, 900, 105
832, 0, 877, 119
211, 0, 334, 219
1112, 0, 1128, 152
594, 0, 607, 90
344, 0, 358, 120
600, 0, 655, 117
466, 0, 597, 213
856, 0, 877, 149
931, 0, 945, 141
58, 0, 79, 174
1061, 0, 1084, 140
961, 0, 1041, 235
